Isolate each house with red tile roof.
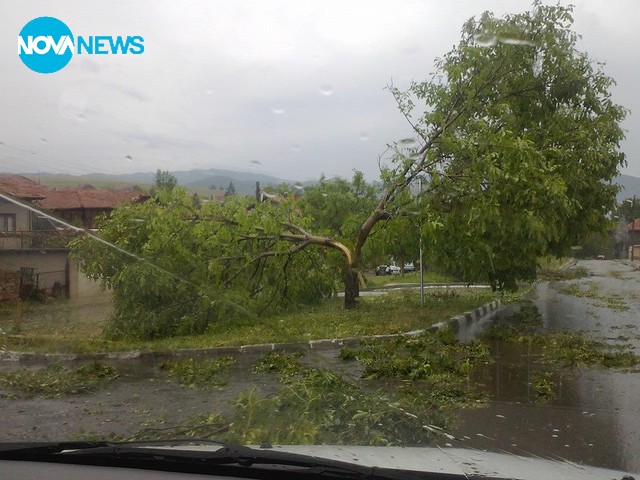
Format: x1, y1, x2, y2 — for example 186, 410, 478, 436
37, 187, 149, 228
0, 174, 149, 299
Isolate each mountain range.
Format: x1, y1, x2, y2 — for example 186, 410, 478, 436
21, 168, 640, 201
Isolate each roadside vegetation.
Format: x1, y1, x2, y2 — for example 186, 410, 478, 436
558, 282, 629, 311
0, 361, 117, 399
482, 303, 638, 369
0, 289, 496, 354
364, 270, 458, 288
132, 345, 483, 446
160, 356, 236, 389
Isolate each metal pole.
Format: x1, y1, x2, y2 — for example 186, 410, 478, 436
633, 195, 637, 261
420, 243, 424, 307
418, 177, 424, 307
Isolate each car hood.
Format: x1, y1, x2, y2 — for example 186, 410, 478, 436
164, 444, 635, 479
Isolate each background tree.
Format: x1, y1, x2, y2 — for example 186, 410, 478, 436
616, 196, 637, 223
151, 169, 177, 195
225, 181, 236, 197
362, 1, 627, 293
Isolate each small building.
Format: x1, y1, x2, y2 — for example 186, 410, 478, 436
0, 174, 149, 300
37, 187, 149, 228
0, 174, 48, 249
628, 219, 640, 261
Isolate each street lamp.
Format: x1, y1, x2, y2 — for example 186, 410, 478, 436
623, 196, 637, 260
630, 196, 637, 260
415, 177, 425, 307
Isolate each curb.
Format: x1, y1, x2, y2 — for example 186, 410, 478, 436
0, 299, 502, 365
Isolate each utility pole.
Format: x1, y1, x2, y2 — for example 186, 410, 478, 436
632, 195, 637, 261
419, 177, 424, 307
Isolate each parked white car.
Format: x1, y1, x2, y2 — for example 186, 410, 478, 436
387, 265, 401, 275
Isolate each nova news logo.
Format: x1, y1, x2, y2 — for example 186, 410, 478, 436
18, 16, 144, 74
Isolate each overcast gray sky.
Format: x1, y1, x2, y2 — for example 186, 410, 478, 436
0, 0, 639, 182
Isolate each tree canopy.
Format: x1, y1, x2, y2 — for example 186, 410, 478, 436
382, 1, 627, 289
72, 2, 628, 336
72, 188, 336, 340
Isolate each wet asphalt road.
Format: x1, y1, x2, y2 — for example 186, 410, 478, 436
443, 260, 640, 474
1, 260, 638, 474
538, 259, 640, 352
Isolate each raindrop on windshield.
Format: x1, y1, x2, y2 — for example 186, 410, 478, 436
271, 107, 285, 115
473, 32, 497, 47
319, 85, 334, 96
59, 89, 88, 120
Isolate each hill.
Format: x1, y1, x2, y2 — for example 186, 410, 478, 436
20, 169, 640, 201
616, 174, 640, 202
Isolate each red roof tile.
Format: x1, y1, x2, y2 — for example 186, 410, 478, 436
37, 189, 150, 210
0, 174, 47, 200
627, 219, 640, 232
0, 174, 149, 210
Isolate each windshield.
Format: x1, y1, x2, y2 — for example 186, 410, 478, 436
1, 1, 640, 477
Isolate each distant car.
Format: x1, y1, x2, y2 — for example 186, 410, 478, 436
403, 262, 414, 272
387, 265, 401, 275
597, 255, 606, 260
375, 265, 388, 276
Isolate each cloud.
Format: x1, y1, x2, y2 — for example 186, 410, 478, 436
1, 0, 638, 180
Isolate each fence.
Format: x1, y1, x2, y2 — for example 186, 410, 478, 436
0, 230, 77, 249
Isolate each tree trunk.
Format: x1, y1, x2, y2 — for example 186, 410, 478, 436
343, 266, 359, 309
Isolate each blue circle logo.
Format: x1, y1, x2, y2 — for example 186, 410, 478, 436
18, 17, 74, 74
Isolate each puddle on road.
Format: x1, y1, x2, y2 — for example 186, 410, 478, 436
440, 295, 640, 474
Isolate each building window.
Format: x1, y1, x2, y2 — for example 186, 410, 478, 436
0, 214, 16, 231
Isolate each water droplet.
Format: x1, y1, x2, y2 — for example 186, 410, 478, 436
359, 132, 369, 141
319, 85, 333, 96
399, 138, 416, 145
291, 143, 301, 152
402, 46, 420, 55
474, 32, 497, 47
59, 89, 87, 120
498, 34, 534, 46
271, 107, 285, 115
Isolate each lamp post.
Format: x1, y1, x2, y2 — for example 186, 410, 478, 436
631, 195, 637, 260
418, 177, 424, 307
624, 196, 637, 260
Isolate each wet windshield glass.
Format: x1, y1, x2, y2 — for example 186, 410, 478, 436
1, 1, 640, 477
